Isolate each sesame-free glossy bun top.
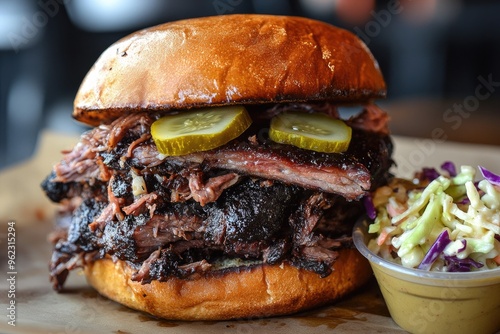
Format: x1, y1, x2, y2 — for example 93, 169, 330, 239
74, 14, 386, 126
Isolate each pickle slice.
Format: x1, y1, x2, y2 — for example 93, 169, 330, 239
151, 106, 252, 156
269, 111, 352, 153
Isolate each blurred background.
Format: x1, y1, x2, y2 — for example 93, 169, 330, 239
1, 0, 499, 169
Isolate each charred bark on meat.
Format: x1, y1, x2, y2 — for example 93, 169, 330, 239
44, 105, 394, 290
41, 171, 107, 203
205, 179, 302, 245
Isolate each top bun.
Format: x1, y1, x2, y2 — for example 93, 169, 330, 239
74, 14, 386, 126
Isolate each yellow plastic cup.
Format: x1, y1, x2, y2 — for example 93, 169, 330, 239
353, 219, 500, 334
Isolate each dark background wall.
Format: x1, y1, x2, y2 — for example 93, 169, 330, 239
1, 0, 499, 169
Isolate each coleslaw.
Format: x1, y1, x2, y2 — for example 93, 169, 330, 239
366, 162, 500, 272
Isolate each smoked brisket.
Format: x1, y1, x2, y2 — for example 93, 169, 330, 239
42, 103, 393, 290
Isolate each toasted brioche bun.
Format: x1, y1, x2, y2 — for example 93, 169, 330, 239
75, 14, 381, 321
83, 248, 372, 320
74, 14, 386, 126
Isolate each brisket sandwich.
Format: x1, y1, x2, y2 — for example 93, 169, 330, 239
42, 14, 393, 320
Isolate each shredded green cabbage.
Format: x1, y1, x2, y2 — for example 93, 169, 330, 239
367, 164, 500, 272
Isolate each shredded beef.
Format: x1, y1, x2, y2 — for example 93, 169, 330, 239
49, 200, 105, 290
134, 249, 213, 283
132, 203, 207, 259
41, 171, 107, 203
49, 108, 392, 200
262, 239, 291, 264
42, 102, 394, 290
153, 124, 392, 200
66, 199, 106, 251
111, 174, 132, 198
47, 178, 364, 287
41, 171, 77, 203
204, 179, 302, 244
188, 171, 240, 206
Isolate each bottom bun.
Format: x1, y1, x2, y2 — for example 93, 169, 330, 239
83, 248, 372, 320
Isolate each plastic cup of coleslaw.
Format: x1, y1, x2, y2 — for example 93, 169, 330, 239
353, 218, 500, 334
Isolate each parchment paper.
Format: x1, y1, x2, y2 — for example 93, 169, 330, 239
1, 131, 499, 334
